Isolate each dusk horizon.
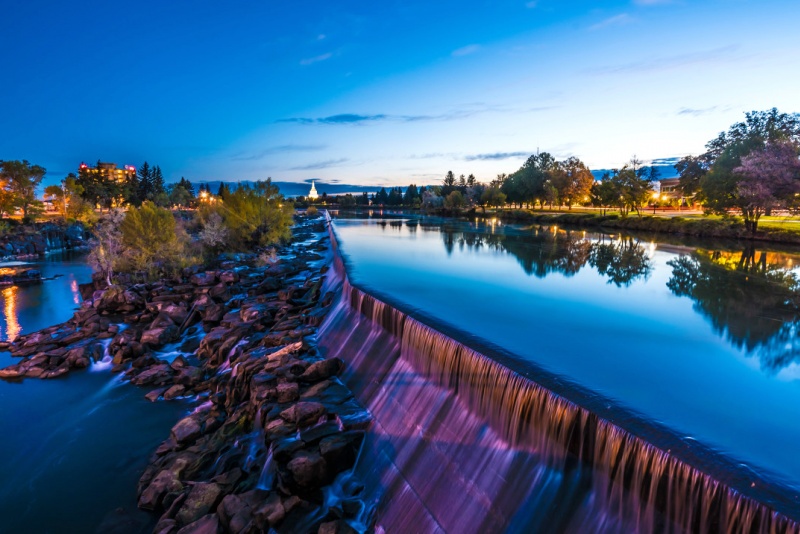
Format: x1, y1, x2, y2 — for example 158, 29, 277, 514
3, 1, 799, 187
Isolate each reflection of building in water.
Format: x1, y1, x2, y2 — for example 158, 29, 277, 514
2, 286, 20, 341
308, 181, 319, 200
71, 278, 81, 306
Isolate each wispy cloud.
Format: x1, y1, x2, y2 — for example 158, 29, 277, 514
590, 13, 634, 31
300, 52, 333, 66
589, 45, 739, 75
464, 151, 530, 161
232, 144, 326, 161
277, 104, 500, 126
634, 0, 671, 5
452, 44, 481, 57
525, 1, 538, 8
677, 106, 719, 117
290, 158, 349, 171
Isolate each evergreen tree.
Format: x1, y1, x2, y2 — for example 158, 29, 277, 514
151, 165, 166, 197
218, 182, 231, 200
137, 162, 152, 203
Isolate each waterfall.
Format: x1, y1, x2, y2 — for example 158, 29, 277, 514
318, 213, 800, 534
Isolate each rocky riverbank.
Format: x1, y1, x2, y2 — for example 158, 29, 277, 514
0, 216, 373, 534
0, 220, 89, 261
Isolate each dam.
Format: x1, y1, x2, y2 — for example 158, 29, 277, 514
317, 212, 800, 533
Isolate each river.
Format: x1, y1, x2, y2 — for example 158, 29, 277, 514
0, 252, 186, 533
330, 212, 800, 503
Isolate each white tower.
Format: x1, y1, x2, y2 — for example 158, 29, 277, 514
308, 181, 319, 200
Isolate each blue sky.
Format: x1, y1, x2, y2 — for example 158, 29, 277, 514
2, 0, 799, 188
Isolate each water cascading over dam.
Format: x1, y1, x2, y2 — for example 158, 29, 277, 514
317, 214, 800, 533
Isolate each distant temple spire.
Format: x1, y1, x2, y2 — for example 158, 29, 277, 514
308, 180, 319, 200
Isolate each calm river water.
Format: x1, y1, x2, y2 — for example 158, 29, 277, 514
0, 253, 185, 533
332, 213, 800, 496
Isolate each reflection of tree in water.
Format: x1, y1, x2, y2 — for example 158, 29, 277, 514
437, 225, 651, 285
588, 236, 652, 287
667, 246, 800, 373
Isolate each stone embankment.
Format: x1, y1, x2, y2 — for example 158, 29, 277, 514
0, 221, 88, 261
0, 217, 372, 534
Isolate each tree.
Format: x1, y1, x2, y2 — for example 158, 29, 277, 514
119, 201, 187, 276
374, 187, 388, 205
151, 165, 166, 198
137, 162, 153, 204
590, 173, 618, 216
480, 185, 506, 212
442, 171, 457, 197
733, 141, 800, 232
88, 210, 125, 286
168, 183, 193, 207
698, 108, 800, 220
611, 165, 652, 216
444, 190, 465, 210
0, 159, 46, 220
551, 156, 594, 209
198, 179, 293, 251
676, 154, 710, 198
404, 184, 419, 205
199, 212, 228, 254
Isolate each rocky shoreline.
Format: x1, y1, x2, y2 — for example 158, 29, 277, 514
0, 216, 374, 534
0, 221, 89, 261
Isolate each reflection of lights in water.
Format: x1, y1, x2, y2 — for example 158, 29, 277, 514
3, 286, 20, 341
648, 242, 657, 258
71, 278, 81, 305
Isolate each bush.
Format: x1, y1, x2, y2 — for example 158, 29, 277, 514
118, 201, 196, 278
196, 180, 294, 252
306, 206, 319, 217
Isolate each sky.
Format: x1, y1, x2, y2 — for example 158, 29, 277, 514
2, 0, 799, 190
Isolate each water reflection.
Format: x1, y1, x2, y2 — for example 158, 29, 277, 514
435, 224, 651, 286
588, 236, 652, 287
2, 286, 20, 341
667, 246, 800, 373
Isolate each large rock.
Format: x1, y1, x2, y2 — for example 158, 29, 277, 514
176, 482, 223, 526
141, 325, 179, 346
176, 514, 220, 534
171, 416, 202, 445
287, 452, 328, 488
299, 358, 344, 383
279, 401, 326, 427
139, 470, 184, 511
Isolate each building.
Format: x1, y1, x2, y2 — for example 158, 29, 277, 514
658, 177, 695, 207
78, 162, 136, 183
308, 180, 319, 200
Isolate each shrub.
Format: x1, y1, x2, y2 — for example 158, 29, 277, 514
306, 206, 319, 217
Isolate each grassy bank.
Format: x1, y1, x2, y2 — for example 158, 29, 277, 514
491, 209, 800, 244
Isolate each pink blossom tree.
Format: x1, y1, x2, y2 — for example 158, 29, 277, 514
734, 141, 800, 233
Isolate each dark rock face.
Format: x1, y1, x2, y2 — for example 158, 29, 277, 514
0, 221, 88, 262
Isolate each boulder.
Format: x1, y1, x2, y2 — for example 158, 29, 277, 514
299, 358, 344, 383
171, 416, 202, 445
139, 469, 184, 511
279, 402, 326, 427
176, 483, 223, 526
287, 452, 328, 488
176, 514, 220, 534
164, 384, 186, 400
141, 325, 179, 346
